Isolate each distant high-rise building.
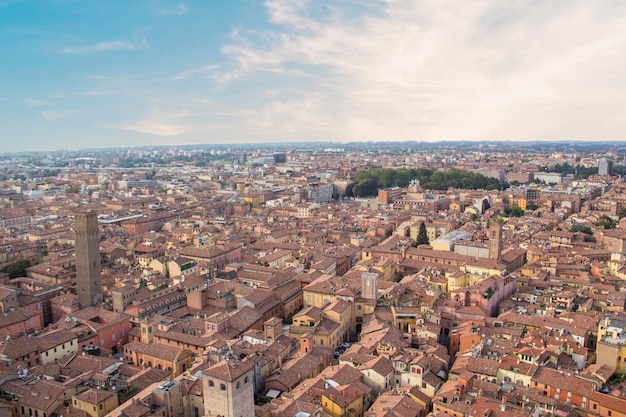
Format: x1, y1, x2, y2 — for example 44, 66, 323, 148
598, 157, 613, 176
306, 182, 333, 203
273, 152, 287, 163
74, 210, 103, 309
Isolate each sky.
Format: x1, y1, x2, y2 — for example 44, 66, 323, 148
1, 0, 626, 152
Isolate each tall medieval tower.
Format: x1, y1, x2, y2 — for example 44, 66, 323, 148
362, 271, 379, 300
202, 359, 255, 417
489, 221, 502, 262
75, 210, 103, 309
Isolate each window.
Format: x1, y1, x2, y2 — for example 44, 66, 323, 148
220, 383, 226, 391
209, 380, 214, 387
244, 376, 249, 384
236, 381, 240, 389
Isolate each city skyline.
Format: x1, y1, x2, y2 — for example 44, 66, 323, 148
2, 0, 626, 153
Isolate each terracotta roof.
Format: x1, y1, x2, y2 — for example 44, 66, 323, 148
74, 387, 117, 404
203, 358, 254, 382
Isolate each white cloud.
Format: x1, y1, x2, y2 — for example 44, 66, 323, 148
110, 121, 188, 136
23, 98, 48, 107
107, 109, 190, 136
157, 3, 188, 16
41, 110, 76, 121
173, 64, 219, 81
217, 0, 626, 140
64, 37, 149, 54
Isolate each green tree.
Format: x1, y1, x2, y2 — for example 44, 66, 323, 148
0, 259, 31, 278
570, 223, 593, 235
416, 221, 430, 245
352, 178, 378, 197
504, 207, 524, 217
345, 183, 354, 198
379, 169, 396, 188
395, 168, 411, 187
596, 215, 617, 229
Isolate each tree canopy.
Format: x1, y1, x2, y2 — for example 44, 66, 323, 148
1, 259, 31, 278
570, 223, 593, 235
416, 221, 430, 245
596, 215, 617, 229
347, 167, 504, 197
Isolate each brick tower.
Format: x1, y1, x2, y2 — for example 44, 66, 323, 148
489, 221, 502, 262
75, 210, 103, 308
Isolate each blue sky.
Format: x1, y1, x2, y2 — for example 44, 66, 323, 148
2, 0, 626, 152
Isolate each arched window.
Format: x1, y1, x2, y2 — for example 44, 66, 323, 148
209, 380, 214, 387
220, 383, 226, 391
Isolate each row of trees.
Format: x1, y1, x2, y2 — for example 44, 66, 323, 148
538, 162, 597, 179
345, 168, 504, 197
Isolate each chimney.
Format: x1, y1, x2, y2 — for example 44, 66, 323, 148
500, 397, 506, 412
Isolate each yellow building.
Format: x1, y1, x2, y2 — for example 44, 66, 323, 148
596, 316, 626, 372
184, 378, 204, 417
39, 329, 79, 365
352, 260, 396, 283
289, 300, 353, 349
321, 383, 371, 417
72, 388, 119, 417
0, 285, 19, 314
588, 391, 626, 417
